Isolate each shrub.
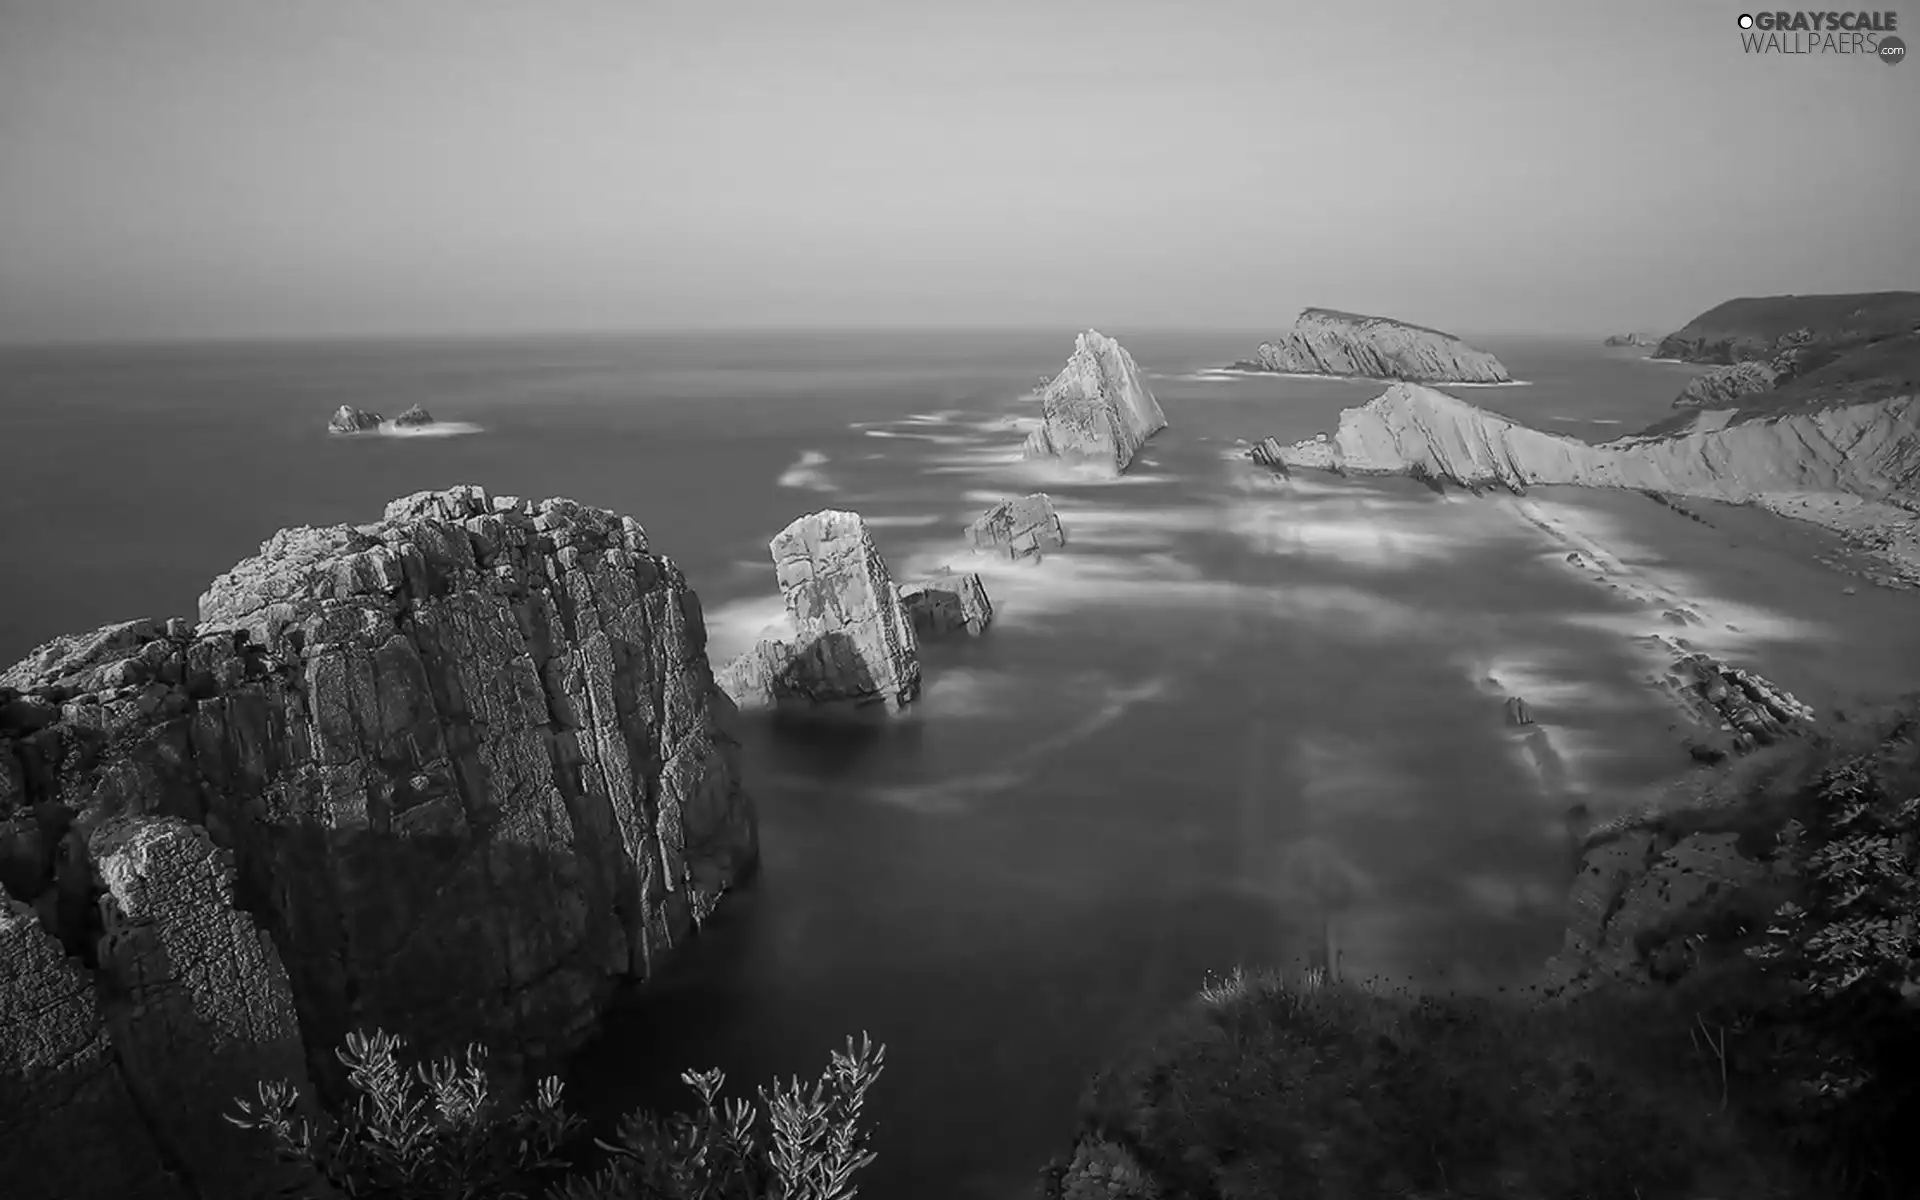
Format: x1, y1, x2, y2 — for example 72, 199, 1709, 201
231, 1031, 885, 1200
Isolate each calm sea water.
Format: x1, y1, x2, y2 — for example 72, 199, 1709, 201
4, 331, 1915, 1199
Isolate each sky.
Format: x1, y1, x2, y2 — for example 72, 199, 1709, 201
1, 0, 1915, 341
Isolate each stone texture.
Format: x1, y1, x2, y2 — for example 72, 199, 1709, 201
325, 405, 382, 434
1673, 360, 1782, 409
0, 486, 757, 1196
897, 568, 993, 638
389, 403, 435, 427
1233, 308, 1512, 384
1021, 331, 1168, 477
715, 510, 921, 713
966, 494, 1067, 562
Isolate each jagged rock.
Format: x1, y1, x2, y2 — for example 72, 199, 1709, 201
715, 510, 920, 713
1021, 331, 1167, 476
1657, 647, 1814, 756
1247, 436, 1290, 475
966, 494, 1067, 562
897, 568, 993, 638
1504, 696, 1535, 726
1673, 360, 1782, 408
0, 486, 758, 1193
1231, 308, 1512, 384
326, 405, 383, 434
88, 816, 326, 1200
1604, 333, 1657, 347
390, 403, 435, 427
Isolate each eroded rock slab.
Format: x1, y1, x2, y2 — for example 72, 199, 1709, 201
715, 510, 921, 713
1021, 331, 1167, 477
966, 494, 1067, 562
898, 568, 993, 638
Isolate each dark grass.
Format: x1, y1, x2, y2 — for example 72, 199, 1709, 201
1068, 967, 1814, 1200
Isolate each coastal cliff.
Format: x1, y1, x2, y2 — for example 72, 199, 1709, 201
1260, 383, 1920, 584
0, 486, 758, 1200
1654, 291, 1920, 369
1021, 331, 1167, 477
1234, 307, 1512, 383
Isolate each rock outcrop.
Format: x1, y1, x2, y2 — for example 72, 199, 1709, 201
1231, 308, 1512, 384
1247, 437, 1290, 475
390, 403, 435, 427
965, 494, 1067, 562
897, 569, 993, 638
326, 405, 383, 434
714, 511, 921, 714
1603, 333, 1657, 348
1653, 642, 1814, 758
1673, 360, 1782, 408
1021, 331, 1167, 477
0, 486, 758, 1200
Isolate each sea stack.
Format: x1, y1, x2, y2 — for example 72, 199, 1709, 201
326, 404, 383, 433
0, 486, 758, 1200
1021, 330, 1168, 477
965, 493, 1068, 562
390, 403, 436, 427
1234, 308, 1512, 384
897, 568, 994, 638
715, 510, 921, 714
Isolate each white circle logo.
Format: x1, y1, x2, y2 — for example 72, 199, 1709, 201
1737, 13, 1754, 28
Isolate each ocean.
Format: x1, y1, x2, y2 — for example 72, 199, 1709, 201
5, 330, 1918, 1199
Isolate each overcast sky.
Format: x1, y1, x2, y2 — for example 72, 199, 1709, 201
2, 0, 1915, 341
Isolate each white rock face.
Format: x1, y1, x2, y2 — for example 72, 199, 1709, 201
1246, 309, 1512, 384
1022, 331, 1168, 476
1274, 383, 1920, 504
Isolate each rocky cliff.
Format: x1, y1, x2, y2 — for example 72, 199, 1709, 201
0, 486, 758, 1200
1233, 308, 1512, 384
715, 510, 921, 714
1673, 360, 1782, 408
1021, 331, 1167, 477
1257, 382, 1920, 583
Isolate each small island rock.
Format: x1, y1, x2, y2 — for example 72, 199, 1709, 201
1021, 331, 1168, 477
326, 404, 384, 434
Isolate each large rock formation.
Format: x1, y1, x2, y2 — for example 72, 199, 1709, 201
1603, 333, 1657, 348
965, 494, 1067, 562
1654, 291, 1920, 368
1231, 308, 1512, 384
1021, 331, 1167, 477
326, 405, 383, 434
715, 510, 921, 714
1673, 360, 1783, 408
390, 403, 436, 427
897, 569, 993, 638
0, 486, 757, 1199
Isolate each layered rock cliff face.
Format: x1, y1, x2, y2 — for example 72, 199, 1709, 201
0, 486, 757, 1199
1021, 331, 1167, 477
1258, 383, 1920, 582
715, 510, 921, 713
1234, 308, 1512, 384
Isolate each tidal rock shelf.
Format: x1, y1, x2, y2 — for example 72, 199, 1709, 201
0, 485, 758, 1200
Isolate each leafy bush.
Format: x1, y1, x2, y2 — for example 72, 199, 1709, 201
230, 1030, 885, 1200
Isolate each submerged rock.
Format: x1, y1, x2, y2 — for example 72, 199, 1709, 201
390, 403, 436, 427
1021, 330, 1167, 477
897, 568, 993, 638
0, 486, 757, 1199
1673, 360, 1782, 408
966, 493, 1067, 562
715, 510, 921, 713
326, 404, 383, 434
1233, 308, 1512, 384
